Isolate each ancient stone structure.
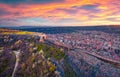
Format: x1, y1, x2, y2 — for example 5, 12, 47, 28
30, 32, 47, 42
39, 34, 47, 42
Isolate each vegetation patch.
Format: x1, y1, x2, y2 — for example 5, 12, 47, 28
35, 43, 66, 60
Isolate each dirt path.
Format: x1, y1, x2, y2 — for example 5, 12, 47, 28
12, 50, 20, 77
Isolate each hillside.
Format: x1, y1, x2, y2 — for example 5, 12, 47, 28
0, 29, 62, 77
0, 28, 120, 77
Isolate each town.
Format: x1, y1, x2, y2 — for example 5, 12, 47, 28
48, 31, 120, 62
47, 31, 120, 77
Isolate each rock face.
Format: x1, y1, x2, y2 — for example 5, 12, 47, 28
66, 50, 120, 77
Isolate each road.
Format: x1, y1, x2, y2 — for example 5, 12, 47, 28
84, 51, 120, 67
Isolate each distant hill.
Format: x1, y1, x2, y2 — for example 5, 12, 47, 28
11, 25, 120, 34
1, 25, 120, 34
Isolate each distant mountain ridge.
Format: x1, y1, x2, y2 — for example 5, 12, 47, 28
0, 25, 120, 34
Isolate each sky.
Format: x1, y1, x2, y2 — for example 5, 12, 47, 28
0, 0, 120, 26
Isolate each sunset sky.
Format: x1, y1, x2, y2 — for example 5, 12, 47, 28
0, 0, 120, 26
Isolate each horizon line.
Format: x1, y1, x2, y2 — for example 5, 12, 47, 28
0, 25, 120, 27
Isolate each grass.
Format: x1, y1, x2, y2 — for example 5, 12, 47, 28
35, 43, 66, 60
0, 28, 33, 35
1, 31, 33, 35
0, 59, 9, 73
64, 60, 77, 77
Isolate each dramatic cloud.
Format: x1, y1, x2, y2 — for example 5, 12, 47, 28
0, 0, 64, 4
0, 0, 120, 26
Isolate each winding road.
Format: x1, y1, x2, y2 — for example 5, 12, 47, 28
84, 51, 120, 67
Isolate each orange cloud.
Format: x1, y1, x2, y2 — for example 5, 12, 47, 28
0, 0, 120, 26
